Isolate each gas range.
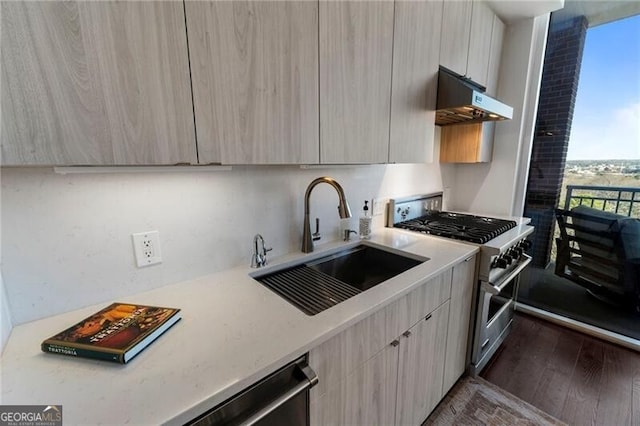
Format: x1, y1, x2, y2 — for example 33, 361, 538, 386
387, 193, 535, 375
387, 193, 534, 281
394, 210, 517, 244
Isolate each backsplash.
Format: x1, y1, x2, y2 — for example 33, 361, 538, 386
2, 164, 444, 325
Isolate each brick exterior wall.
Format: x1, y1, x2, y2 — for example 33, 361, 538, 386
524, 15, 588, 268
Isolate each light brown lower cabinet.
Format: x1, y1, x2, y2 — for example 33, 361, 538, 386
309, 259, 475, 426
310, 342, 398, 425
395, 301, 450, 425
443, 254, 477, 391
310, 300, 450, 426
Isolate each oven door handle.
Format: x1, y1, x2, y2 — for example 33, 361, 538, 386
482, 254, 532, 295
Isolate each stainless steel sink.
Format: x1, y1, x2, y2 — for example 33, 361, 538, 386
254, 245, 428, 315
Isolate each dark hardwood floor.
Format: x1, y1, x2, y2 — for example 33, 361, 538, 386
480, 313, 640, 426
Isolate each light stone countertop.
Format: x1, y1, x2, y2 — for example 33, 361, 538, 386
0, 228, 478, 425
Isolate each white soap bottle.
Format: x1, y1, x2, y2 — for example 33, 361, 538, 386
359, 200, 372, 239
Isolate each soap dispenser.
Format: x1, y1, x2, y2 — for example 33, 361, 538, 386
359, 200, 372, 239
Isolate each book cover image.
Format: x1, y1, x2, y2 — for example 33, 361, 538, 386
42, 303, 181, 364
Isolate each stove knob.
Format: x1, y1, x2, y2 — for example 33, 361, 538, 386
513, 247, 523, 258
503, 254, 513, 265
520, 240, 532, 250
496, 257, 508, 268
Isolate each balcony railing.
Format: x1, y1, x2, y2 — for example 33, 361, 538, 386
564, 185, 640, 218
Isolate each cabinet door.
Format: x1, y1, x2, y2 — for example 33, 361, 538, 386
389, 0, 443, 164
186, 1, 319, 165
443, 255, 477, 393
486, 13, 505, 96
396, 300, 450, 425
467, 1, 495, 87
310, 342, 398, 426
309, 302, 396, 397
319, 0, 394, 164
439, 0, 472, 76
1, 1, 196, 166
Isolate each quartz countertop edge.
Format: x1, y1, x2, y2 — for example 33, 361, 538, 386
0, 228, 479, 426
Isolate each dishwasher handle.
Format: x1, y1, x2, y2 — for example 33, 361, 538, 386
240, 360, 318, 426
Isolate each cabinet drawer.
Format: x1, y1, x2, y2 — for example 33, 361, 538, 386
391, 268, 452, 338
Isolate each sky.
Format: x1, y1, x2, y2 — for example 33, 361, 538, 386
567, 13, 640, 160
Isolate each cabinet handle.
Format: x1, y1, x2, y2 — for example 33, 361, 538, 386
464, 256, 474, 262
390, 339, 400, 347
402, 331, 411, 338
424, 313, 432, 321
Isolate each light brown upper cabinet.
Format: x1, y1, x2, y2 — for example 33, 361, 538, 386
389, 0, 443, 164
439, 0, 473, 77
438, 1, 505, 164
319, 1, 394, 164
1, 1, 196, 166
467, 1, 495, 87
185, 1, 319, 165
439, 1, 503, 91
486, 14, 505, 96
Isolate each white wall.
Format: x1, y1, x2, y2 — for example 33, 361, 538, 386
512, 14, 551, 216
442, 15, 550, 216
2, 163, 444, 324
1, 272, 12, 353
1, 163, 12, 352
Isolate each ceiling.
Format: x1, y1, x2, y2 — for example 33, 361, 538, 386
487, 0, 640, 27
486, 0, 565, 23
552, 0, 640, 27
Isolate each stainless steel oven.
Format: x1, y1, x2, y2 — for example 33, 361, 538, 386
472, 251, 532, 374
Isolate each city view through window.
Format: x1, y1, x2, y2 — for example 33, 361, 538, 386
560, 13, 640, 212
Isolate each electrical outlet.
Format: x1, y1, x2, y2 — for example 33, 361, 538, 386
132, 231, 162, 267
372, 198, 387, 216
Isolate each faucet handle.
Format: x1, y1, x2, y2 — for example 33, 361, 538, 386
312, 217, 321, 241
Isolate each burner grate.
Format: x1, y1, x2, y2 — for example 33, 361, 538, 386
395, 211, 516, 244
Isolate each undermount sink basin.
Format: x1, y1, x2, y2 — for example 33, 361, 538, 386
306, 245, 425, 291
254, 244, 428, 315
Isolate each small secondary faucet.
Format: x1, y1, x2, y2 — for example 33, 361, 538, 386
343, 229, 357, 241
302, 177, 352, 253
251, 234, 272, 268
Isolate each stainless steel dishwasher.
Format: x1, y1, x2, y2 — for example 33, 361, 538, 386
187, 355, 318, 426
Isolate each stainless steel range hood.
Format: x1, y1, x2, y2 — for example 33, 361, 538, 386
435, 67, 513, 126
